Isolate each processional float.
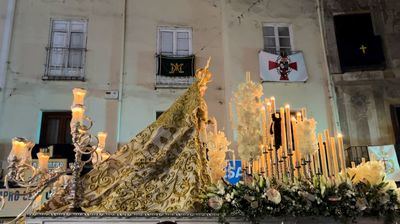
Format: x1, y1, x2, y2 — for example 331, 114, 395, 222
0, 63, 362, 222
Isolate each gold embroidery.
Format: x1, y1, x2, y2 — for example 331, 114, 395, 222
169, 63, 184, 74
37, 62, 213, 213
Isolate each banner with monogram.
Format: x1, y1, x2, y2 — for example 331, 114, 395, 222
157, 55, 195, 77
368, 145, 400, 181
259, 50, 308, 82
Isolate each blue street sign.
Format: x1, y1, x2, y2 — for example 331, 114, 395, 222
225, 160, 242, 184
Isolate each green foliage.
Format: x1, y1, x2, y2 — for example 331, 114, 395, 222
203, 175, 400, 223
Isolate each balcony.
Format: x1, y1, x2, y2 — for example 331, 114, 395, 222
155, 54, 195, 89
337, 35, 386, 72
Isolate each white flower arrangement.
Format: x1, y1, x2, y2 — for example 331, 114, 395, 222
232, 79, 264, 161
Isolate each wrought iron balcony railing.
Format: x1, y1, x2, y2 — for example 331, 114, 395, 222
43, 47, 87, 81
155, 54, 195, 89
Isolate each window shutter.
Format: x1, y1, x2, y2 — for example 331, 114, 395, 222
176, 31, 190, 56
160, 31, 173, 55
50, 32, 68, 67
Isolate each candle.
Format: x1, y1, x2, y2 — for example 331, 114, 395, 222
72, 88, 87, 106
242, 160, 248, 175
330, 137, 339, 176
71, 105, 85, 124
285, 104, 293, 152
337, 133, 346, 173
253, 159, 258, 174
314, 151, 320, 175
318, 133, 328, 177
301, 108, 307, 120
296, 112, 302, 122
291, 117, 301, 165
265, 100, 272, 151
261, 106, 267, 146
270, 97, 276, 113
37, 151, 50, 172
266, 100, 272, 113
246, 71, 251, 82
310, 154, 316, 176
97, 132, 107, 149
280, 107, 288, 156
324, 129, 332, 176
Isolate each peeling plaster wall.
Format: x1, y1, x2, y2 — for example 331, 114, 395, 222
222, 0, 333, 138
324, 0, 400, 147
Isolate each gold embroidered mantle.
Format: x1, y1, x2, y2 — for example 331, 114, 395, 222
38, 66, 212, 213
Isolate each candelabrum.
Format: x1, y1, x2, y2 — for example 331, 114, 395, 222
1, 88, 109, 221
3, 137, 66, 222
67, 115, 100, 212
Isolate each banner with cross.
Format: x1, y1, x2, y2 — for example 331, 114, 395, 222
259, 50, 308, 82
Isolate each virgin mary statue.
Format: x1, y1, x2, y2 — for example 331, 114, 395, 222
38, 61, 213, 213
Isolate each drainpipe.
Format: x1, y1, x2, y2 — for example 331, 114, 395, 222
0, 0, 16, 91
116, 0, 127, 148
316, 0, 341, 134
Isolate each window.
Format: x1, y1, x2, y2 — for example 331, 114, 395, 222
262, 24, 293, 54
44, 19, 88, 80
334, 13, 385, 72
39, 111, 72, 145
35, 111, 76, 166
157, 27, 192, 56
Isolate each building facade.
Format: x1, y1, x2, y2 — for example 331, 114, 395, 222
0, 0, 335, 171
321, 0, 400, 154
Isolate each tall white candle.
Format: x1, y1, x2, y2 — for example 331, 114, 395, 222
318, 133, 328, 177
324, 129, 332, 176
301, 108, 307, 120
285, 104, 292, 152
337, 133, 346, 173
330, 137, 339, 176
246, 71, 251, 82
270, 97, 276, 113
261, 106, 267, 146
280, 107, 287, 156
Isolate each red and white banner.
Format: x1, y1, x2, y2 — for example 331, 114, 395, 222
259, 51, 308, 82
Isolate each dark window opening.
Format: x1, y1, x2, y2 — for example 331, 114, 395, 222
39, 111, 72, 144
33, 111, 75, 164
334, 13, 385, 72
